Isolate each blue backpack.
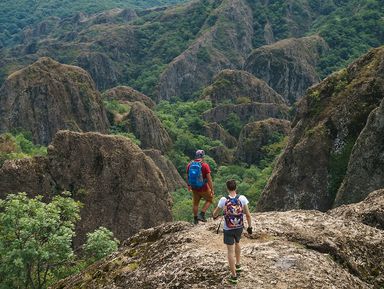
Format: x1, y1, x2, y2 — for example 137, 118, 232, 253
188, 161, 206, 189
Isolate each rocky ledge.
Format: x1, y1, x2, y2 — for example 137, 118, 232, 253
53, 190, 384, 289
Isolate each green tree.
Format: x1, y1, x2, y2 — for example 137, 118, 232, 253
84, 227, 120, 262
0, 192, 81, 289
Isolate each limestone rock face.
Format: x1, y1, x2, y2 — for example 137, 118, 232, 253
0, 131, 172, 246
257, 47, 384, 212
202, 122, 237, 149
0, 57, 109, 145
143, 149, 186, 192
203, 69, 286, 106
76, 52, 119, 90
244, 35, 328, 103
330, 189, 384, 230
207, 145, 233, 165
52, 193, 384, 289
126, 102, 172, 153
235, 118, 291, 165
103, 86, 155, 109
335, 94, 384, 205
202, 103, 290, 125
157, 0, 254, 101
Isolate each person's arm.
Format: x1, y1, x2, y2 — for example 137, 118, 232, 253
212, 206, 221, 219
206, 173, 214, 196
243, 204, 253, 234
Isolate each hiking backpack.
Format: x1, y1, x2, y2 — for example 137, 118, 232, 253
188, 161, 206, 189
224, 195, 244, 229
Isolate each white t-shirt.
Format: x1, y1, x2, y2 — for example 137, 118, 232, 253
217, 194, 249, 230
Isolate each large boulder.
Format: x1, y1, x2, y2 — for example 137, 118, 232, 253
257, 47, 384, 212
235, 118, 291, 165
0, 131, 172, 246
52, 192, 384, 289
125, 102, 172, 153
202, 69, 286, 106
0, 57, 109, 145
103, 86, 155, 109
244, 35, 328, 103
143, 149, 186, 192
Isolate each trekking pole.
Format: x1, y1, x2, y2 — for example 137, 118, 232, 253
216, 221, 221, 234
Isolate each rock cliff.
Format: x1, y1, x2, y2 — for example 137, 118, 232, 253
52, 191, 384, 289
202, 69, 286, 106
125, 102, 172, 153
0, 57, 109, 145
157, 0, 254, 101
202, 122, 237, 149
0, 131, 172, 246
202, 102, 290, 126
144, 149, 186, 192
235, 118, 291, 165
244, 35, 328, 103
257, 47, 384, 212
103, 86, 155, 109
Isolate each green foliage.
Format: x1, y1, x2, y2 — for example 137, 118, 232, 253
109, 124, 141, 146
84, 227, 120, 262
0, 132, 47, 166
0, 0, 187, 47
103, 100, 131, 114
328, 138, 356, 199
0, 192, 81, 289
222, 113, 242, 138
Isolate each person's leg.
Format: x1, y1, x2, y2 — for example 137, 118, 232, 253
226, 244, 236, 277
200, 189, 213, 213
235, 242, 241, 265
192, 191, 201, 223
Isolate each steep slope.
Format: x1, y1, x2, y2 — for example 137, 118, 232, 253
257, 46, 384, 212
244, 35, 328, 103
52, 191, 384, 289
202, 69, 286, 106
157, 0, 254, 101
0, 131, 172, 246
103, 85, 155, 109
0, 57, 109, 145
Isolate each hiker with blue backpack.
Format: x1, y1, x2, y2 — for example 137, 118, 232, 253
212, 179, 252, 285
186, 149, 214, 224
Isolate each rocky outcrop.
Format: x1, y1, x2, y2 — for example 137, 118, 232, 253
52, 193, 384, 289
207, 145, 233, 165
125, 102, 172, 153
244, 35, 328, 103
0, 131, 172, 246
257, 47, 384, 212
202, 122, 237, 149
0, 57, 109, 145
202, 103, 290, 125
144, 149, 186, 192
235, 118, 291, 165
76, 52, 119, 90
330, 189, 384, 230
157, 0, 254, 101
103, 86, 155, 109
203, 69, 286, 106
335, 94, 384, 205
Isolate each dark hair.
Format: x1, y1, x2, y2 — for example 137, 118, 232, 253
226, 179, 237, 191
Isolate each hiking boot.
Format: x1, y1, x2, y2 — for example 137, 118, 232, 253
197, 212, 207, 222
193, 216, 198, 225
236, 264, 243, 273
227, 275, 238, 284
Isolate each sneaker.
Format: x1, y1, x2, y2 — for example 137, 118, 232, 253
197, 212, 207, 222
227, 275, 238, 284
193, 216, 198, 225
236, 264, 243, 273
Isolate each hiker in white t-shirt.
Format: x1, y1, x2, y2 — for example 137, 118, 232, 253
212, 179, 252, 285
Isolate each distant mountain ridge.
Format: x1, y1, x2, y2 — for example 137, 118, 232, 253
0, 0, 382, 101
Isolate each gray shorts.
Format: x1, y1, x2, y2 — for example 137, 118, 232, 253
223, 228, 243, 245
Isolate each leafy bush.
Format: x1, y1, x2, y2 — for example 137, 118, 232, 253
84, 227, 120, 262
